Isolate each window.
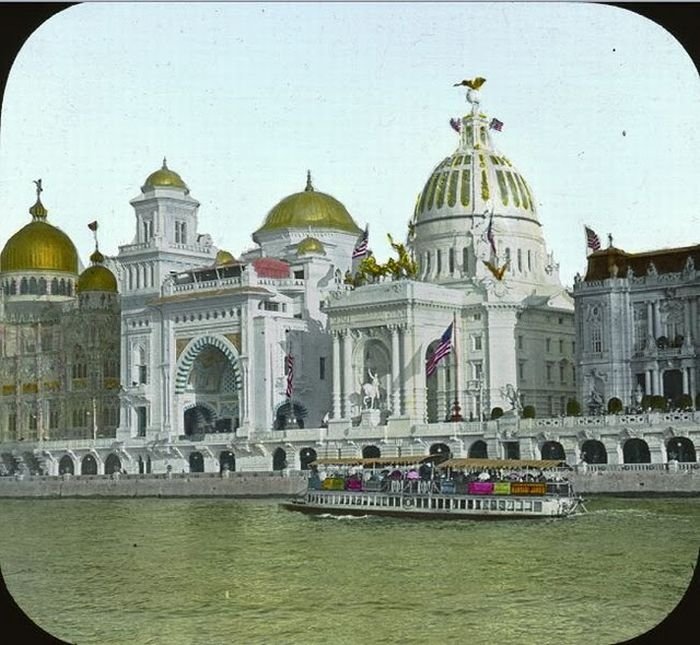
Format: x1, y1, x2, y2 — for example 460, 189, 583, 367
517, 248, 522, 272
8, 413, 16, 434
548, 396, 554, 416
591, 325, 602, 353
425, 252, 431, 274
138, 365, 148, 384
473, 362, 483, 380
473, 313, 481, 321
527, 250, 532, 271
436, 250, 442, 275
518, 335, 523, 350
546, 363, 553, 382
559, 339, 564, 354
545, 338, 551, 352
462, 247, 469, 273
136, 407, 147, 437
319, 357, 326, 381
560, 396, 566, 414
142, 219, 153, 241
572, 367, 576, 385
559, 364, 565, 383
175, 221, 187, 244
448, 248, 455, 274
49, 406, 59, 429
473, 335, 482, 351
72, 361, 87, 379
518, 361, 525, 380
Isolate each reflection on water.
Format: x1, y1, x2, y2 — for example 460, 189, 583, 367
0, 497, 698, 645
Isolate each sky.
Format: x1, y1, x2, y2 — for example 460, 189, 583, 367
0, 2, 698, 287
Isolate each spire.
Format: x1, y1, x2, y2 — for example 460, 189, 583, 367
29, 178, 48, 220
305, 169, 314, 192
162, 157, 168, 170
88, 221, 102, 261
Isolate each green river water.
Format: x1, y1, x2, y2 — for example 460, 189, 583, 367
0, 496, 698, 644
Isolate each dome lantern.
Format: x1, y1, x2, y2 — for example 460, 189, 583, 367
142, 158, 189, 193
77, 228, 118, 294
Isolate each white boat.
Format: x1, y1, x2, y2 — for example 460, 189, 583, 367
281, 456, 585, 520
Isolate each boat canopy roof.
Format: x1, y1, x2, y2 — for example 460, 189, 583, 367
438, 458, 566, 470
310, 455, 438, 468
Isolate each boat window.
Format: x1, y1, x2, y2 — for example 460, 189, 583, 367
468, 499, 474, 510
460, 499, 466, 510
506, 500, 514, 511
490, 500, 498, 510
475, 500, 481, 510
515, 500, 523, 511
524, 500, 532, 512
498, 500, 506, 511
534, 501, 543, 512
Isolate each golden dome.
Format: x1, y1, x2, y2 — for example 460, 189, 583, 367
77, 250, 117, 293
297, 237, 326, 256
215, 249, 236, 266
254, 172, 361, 237
1, 220, 78, 274
143, 158, 188, 191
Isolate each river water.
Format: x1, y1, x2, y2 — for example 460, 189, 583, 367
0, 496, 697, 644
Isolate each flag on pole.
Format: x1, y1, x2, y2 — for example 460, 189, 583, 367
352, 225, 369, 259
585, 226, 601, 254
426, 323, 454, 377
88, 221, 98, 231
449, 117, 462, 133
285, 353, 294, 398
485, 214, 497, 257
489, 118, 504, 132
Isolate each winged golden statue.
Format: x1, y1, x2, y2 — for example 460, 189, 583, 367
453, 77, 486, 90
483, 259, 509, 281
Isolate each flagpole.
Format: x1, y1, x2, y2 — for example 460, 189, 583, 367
450, 312, 463, 422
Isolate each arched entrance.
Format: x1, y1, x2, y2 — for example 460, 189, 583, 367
362, 445, 381, 459
666, 437, 696, 462
429, 442, 452, 464
184, 405, 216, 435
299, 447, 317, 470
273, 447, 287, 471
468, 440, 488, 459
59, 455, 74, 475
138, 455, 145, 474
220, 450, 236, 473
581, 440, 607, 464
81, 454, 98, 475
104, 453, 122, 475
541, 441, 565, 461
189, 451, 204, 473
623, 438, 651, 464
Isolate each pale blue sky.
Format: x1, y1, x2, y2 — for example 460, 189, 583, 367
1, 2, 698, 286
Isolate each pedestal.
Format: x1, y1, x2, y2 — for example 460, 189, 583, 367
361, 409, 381, 427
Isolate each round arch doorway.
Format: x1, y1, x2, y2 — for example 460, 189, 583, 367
220, 450, 236, 473
273, 447, 287, 471
104, 453, 122, 475
81, 454, 98, 475
58, 454, 74, 475
189, 451, 204, 473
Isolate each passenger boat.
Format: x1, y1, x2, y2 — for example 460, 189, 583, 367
281, 456, 585, 520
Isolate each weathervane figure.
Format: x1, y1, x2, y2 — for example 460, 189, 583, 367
33, 178, 43, 199
453, 76, 486, 115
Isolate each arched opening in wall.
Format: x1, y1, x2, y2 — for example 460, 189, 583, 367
666, 437, 696, 462
81, 454, 98, 475
359, 339, 391, 414
138, 455, 144, 474
429, 442, 452, 464
274, 401, 307, 430
541, 441, 565, 461
58, 454, 74, 475
146, 455, 152, 474
38, 277, 47, 295
362, 445, 380, 459
299, 447, 317, 470
184, 405, 215, 435
104, 453, 122, 475
189, 451, 204, 473
272, 447, 287, 471
581, 440, 607, 464
468, 440, 488, 459
623, 438, 651, 464
220, 450, 236, 473
662, 370, 683, 403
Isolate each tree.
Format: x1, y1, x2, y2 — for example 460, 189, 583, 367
607, 397, 623, 414
566, 399, 581, 416
522, 405, 536, 419
490, 407, 504, 420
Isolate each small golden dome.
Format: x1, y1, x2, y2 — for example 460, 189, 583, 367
215, 249, 236, 266
77, 251, 117, 293
1, 220, 78, 274
143, 158, 188, 191
297, 237, 326, 256
254, 171, 361, 237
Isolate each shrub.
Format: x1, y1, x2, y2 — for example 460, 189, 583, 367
522, 405, 536, 419
566, 399, 581, 416
490, 407, 504, 420
676, 394, 693, 410
650, 395, 667, 411
607, 397, 623, 414
641, 394, 653, 410
695, 393, 700, 409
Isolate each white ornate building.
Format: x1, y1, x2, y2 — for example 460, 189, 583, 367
0, 88, 697, 476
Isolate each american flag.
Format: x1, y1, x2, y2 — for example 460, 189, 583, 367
426, 323, 453, 377
285, 353, 294, 398
486, 214, 497, 257
352, 226, 369, 259
585, 226, 601, 253
449, 117, 462, 133
489, 118, 504, 132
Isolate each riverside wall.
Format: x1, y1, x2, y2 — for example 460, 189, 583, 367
0, 469, 699, 498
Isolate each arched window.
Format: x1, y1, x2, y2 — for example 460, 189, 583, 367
462, 247, 469, 274
51, 278, 58, 294
448, 248, 455, 274
517, 248, 522, 273
436, 249, 442, 275
38, 278, 47, 295
128, 266, 133, 291
20, 278, 28, 294
66, 280, 73, 296
527, 250, 532, 271
28, 277, 38, 294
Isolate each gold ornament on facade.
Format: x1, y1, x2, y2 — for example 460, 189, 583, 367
296, 237, 326, 256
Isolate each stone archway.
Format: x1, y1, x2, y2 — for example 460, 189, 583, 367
581, 440, 607, 464
299, 447, 317, 470
273, 447, 287, 471
104, 453, 122, 475
623, 438, 651, 464
59, 454, 74, 475
429, 442, 452, 463
666, 437, 696, 462
220, 450, 236, 473
184, 404, 216, 435
468, 440, 488, 459
541, 441, 565, 461
362, 445, 381, 459
81, 454, 98, 475
189, 451, 204, 473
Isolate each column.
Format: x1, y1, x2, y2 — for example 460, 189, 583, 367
653, 368, 661, 396
682, 367, 690, 395
684, 299, 692, 344
645, 370, 651, 395
647, 302, 654, 341
390, 325, 401, 416
332, 332, 341, 419
653, 301, 662, 338
342, 331, 353, 419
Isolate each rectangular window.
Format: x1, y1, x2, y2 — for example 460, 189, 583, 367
473, 335, 482, 351
436, 250, 442, 274
138, 365, 148, 384
548, 396, 554, 416
559, 364, 565, 383
558, 339, 564, 354
8, 413, 16, 433
546, 363, 553, 382
519, 361, 525, 380
142, 220, 153, 241
518, 335, 523, 350
462, 247, 469, 273
591, 326, 602, 353
517, 248, 522, 272
473, 362, 483, 380
448, 248, 455, 274
527, 250, 532, 271
175, 221, 187, 244
136, 407, 147, 437
560, 396, 566, 414
473, 313, 481, 321
319, 357, 326, 381
545, 338, 551, 352
49, 407, 59, 429
572, 367, 576, 385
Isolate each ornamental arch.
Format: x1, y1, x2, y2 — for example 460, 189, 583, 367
540, 441, 565, 461
581, 440, 607, 464
299, 447, 317, 470
58, 454, 75, 475
104, 453, 122, 475
468, 440, 488, 459
623, 438, 651, 464
362, 445, 381, 459
666, 436, 696, 462
81, 454, 98, 475
429, 442, 452, 463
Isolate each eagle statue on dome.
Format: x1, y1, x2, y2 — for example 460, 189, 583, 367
453, 77, 486, 90
483, 259, 509, 281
